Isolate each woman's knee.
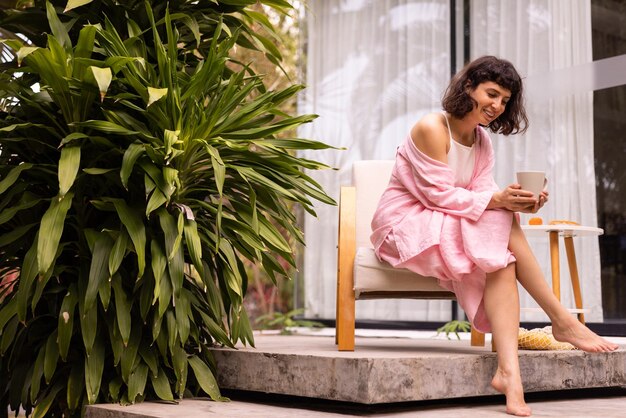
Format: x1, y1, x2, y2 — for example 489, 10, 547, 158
487, 262, 517, 281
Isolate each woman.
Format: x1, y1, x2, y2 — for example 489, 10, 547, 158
370, 56, 618, 417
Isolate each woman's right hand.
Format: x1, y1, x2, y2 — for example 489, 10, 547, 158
489, 184, 537, 212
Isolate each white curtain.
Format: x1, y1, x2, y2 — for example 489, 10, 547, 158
471, 0, 603, 321
298, 0, 453, 321
299, 0, 604, 324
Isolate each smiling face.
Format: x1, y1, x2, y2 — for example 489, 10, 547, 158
468, 81, 512, 125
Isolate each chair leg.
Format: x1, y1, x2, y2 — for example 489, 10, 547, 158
336, 288, 355, 351
336, 186, 356, 351
335, 259, 356, 350
470, 325, 485, 347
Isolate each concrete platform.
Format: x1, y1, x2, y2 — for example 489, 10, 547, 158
83, 330, 626, 417
210, 332, 626, 404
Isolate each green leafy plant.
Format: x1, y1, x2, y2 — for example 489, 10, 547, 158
255, 308, 324, 335
436, 320, 471, 340
0, 1, 334, 416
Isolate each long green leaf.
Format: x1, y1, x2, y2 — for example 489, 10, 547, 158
46, 1, 71, 51
108, 317, 124, 367
44, 331, 59, 384
198, 312, 232, 348
139, 345, 158, 376
58, 145, 81, 197
16, 239, 38, 321
139, 160, 175, 199
150, 369, 174, 401
146, 188, 167, 217
84, 337, 105, 404
174, 290, 190, 345
120, 142, 145, 189
108, 376, 123, 401
70, 120, 139, 135
108, 229, 129, 278
91, 66, 113, 101
157, 270, 172, 319
30, 346, 46, 403
73, 25, 97, 86
217, 241, 242, 297
74, 24, 97, 59
171, 344, 188, 399
188, 355, 222, 401
253, 137, 335, 150
16, 46, 39, 66
84, 233, 114, 311
58, 284, 78, 361
150, 239, 166, 305
183, 218, 203, 277
37, 192, 74, 274
59, 132, 89, 147
0, 198, 41, 226
111, 199, 146, 278
66, 362, 84, 412
0, 163, 33, 195
166, 311, 177, 354
0, 316, 18, 354
121, 325, 141, 383
112, 274, 131, 346
260, 0, 294, 8
157, 209, 183, 295
32, 383, 63, 418
147, 87, 168, 107
127, 363, 149, 402
0, 297, 17, 332
64, 0, 94, 13
173, 13, 200, 46
79, 291, 98, 355
211, 155, 225, 197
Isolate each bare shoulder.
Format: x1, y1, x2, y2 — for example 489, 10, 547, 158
409, 113, 449, 163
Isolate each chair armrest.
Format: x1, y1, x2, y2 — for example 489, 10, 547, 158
337, 186, 357, 279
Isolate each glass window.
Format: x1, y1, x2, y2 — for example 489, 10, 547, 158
592, 0, 626, 322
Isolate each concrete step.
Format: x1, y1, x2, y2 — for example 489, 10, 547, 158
210, 333, 626, 404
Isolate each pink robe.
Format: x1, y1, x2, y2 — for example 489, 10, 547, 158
370, 127, 514, 332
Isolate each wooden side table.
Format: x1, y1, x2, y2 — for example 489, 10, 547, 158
521, 224, 603, 324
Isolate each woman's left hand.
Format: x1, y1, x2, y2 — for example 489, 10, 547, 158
520, 189, 549, 213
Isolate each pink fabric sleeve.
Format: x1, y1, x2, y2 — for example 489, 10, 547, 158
397, 131, 495, 222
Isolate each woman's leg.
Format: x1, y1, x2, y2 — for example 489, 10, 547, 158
508, 218, 618, 352
484, 263, 532, 417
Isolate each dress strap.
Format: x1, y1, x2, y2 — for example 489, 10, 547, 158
441, 111, 453, 143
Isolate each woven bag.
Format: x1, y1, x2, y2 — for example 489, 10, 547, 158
518, 326, 576, 350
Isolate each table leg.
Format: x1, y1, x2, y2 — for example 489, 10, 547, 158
564, 236, 585, 324
549, 231, 561, 300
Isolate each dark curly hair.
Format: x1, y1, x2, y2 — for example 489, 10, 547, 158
442, 56, 528, 135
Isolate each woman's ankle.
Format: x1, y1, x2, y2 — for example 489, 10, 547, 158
495, 365, 521, 380
549, 311, 576, 328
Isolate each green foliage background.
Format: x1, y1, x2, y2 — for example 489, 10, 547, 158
0, 0, 333, 416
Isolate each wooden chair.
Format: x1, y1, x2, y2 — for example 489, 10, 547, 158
335, 160, 486, 351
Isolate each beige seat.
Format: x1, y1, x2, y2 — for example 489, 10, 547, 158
335, 160, 486, 351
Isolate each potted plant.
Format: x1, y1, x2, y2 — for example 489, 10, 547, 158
0, 1, 334, 416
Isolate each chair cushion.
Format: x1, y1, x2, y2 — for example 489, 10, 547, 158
353, 160, 395, 249
353, 247, 452, 298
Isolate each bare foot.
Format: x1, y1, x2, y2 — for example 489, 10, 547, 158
551, 318, 619, 353
491, 368, 532, 416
